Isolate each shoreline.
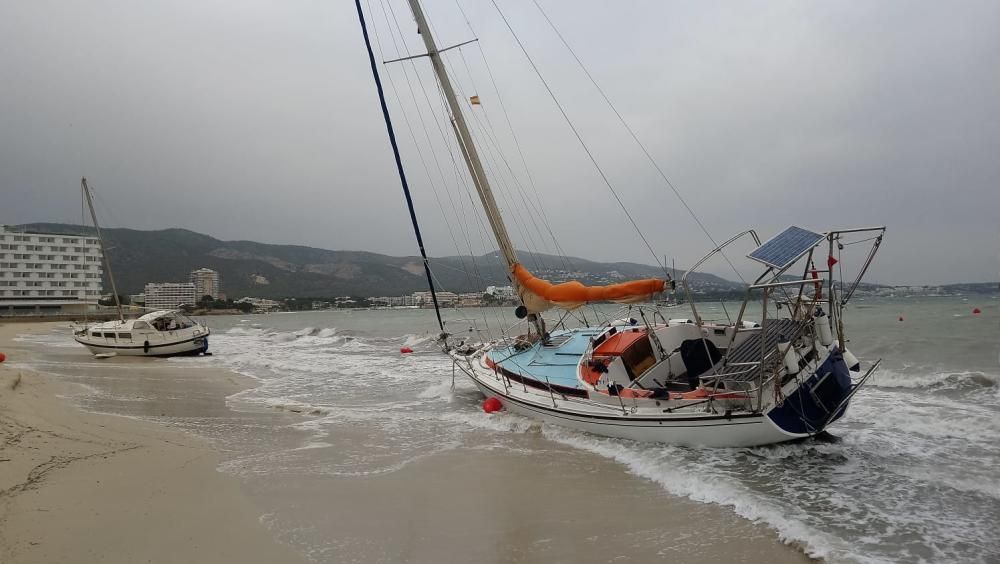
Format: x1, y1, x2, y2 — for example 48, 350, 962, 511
0, 322, 303, 563
1, 321, 813, 563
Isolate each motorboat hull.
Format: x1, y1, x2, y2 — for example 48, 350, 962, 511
73, 310, 211, 358
74, 332, 209, 357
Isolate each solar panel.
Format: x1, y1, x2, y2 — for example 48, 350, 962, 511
747, 226, 825, 269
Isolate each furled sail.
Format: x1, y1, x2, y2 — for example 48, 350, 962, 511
512, 263, 666, 313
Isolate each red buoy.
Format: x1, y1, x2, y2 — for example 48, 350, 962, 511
482, 397, 503, 413
973, 308, 982, 315
898, 316, 904, 322
399, 346, 413, 354
0, 352, 6, 363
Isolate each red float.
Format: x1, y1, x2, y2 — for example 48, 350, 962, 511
399, 346, 414, 354
898, 316, 904, 322
0, 352, 6, 363
973, 308, 981, 315
482, 397, 503, 413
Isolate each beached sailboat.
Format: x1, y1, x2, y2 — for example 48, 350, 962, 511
72, 178, 211, 357
356, 1, 884, 446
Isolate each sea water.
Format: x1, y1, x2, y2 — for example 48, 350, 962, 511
14, 296, 1000, 562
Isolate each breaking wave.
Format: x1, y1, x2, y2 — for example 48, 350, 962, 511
871, 368, 999, 390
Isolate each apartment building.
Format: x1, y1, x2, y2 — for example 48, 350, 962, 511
0, 225, 103, 316
144, 282, 197, 311
189, 268, 220, 300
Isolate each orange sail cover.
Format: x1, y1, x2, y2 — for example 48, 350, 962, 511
512, 263, 666, 312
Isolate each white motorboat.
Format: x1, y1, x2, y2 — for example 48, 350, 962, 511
72, 178, 211, 358
74, 309, 210, 357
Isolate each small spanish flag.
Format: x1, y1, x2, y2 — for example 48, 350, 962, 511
470, 95, 481, 105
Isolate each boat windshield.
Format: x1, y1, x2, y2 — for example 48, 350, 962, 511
150, 314, 196, 332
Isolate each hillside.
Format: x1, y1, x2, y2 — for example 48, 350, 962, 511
17, 223, 740, 299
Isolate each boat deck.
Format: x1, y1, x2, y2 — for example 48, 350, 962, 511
712, 318, 806, 381
487, 328, 602, 390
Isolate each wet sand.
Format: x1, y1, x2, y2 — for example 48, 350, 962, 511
0, 321, 812, 563
0, 322, 303, 563
249, 436, 814, 563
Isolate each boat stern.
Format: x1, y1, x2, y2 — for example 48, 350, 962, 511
766, 347, 855, 436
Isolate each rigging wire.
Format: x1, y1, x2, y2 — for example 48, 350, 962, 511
376, 0, 495, 299
380, 0, 523, 276
372, 0, 500, 338
451, 45, 559, 264
382, 0, 517, 337
396, 45, 498, 295
389, 2, 544, 274
489, 0, 670, 280
454, 0, 576, 273
425, 7, 570, 280
452, 91, 547, 272
418, 3, 600, 340
369, 0, 471, 280
439, 61, 550, 275
529, 0, 747, 285
369, 0, 484, 303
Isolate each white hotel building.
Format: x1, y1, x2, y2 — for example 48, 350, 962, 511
0, 225, 103, 316
144, 282, 197, 311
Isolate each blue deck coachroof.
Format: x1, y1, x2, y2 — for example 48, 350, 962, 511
487, 328, 602, 390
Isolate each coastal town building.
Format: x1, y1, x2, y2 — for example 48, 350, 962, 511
144, 282, 197, 311
412, 291, 458, 307
458, 292, 483, 307
0, 225, 103, 316
485, 285, 516, 300
371, 294, 418, 308
372, 291, 488, 309
235, 296, 281, 313
189, 268, 220, 300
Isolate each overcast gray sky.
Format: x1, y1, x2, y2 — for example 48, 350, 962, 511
2, 0, 998, 285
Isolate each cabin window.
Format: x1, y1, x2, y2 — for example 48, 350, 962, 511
103, 332, 116, 339
133, 321, 150, 330
91, 332, 100, 338
621, 337, 656, 380
118, 333, 131, 340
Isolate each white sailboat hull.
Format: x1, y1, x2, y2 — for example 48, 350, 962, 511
468, 373, 801, 448
452, 329, 864, 448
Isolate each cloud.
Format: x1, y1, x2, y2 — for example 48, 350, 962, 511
1, 0, 997, 285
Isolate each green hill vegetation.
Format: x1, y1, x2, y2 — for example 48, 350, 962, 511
17, 223, 741, 299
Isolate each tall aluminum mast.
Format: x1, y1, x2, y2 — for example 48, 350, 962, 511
405, 0, 519, 274
81, 177, 124, 323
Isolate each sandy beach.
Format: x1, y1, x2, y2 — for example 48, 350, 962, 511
0, 322, 304, 563
0, 320, 812, 563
